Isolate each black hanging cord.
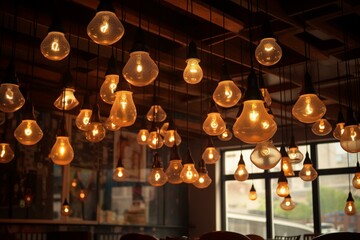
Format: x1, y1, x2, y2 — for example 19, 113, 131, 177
302, 3, 308, 72
279, 67, 284, 143
247, 0, 254, 68
95, 44, 100, 104
336, 62, 342, 108
289, 65, 294, 135
10, 1, 18, 62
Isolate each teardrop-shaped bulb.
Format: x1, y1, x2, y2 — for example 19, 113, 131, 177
148, 167, 168, 186
280, 195, 296, 211
104, 117, 121, 131
234, 163, 249, 181
312, 118, 332, 136
75, 109, 93, 131
100, 74, 119, 104
54, 88, 79, 111
146, 105, 167, 122
344, 192, 356, 216
166, 160, 184, 184
213, 80, 241, 108
340, 125, 360, 153
193, 172, 212, 189
61, 198, 71, 216
250, 140, 281, 170
260, 88, 272, 106
249, 184, 257, 201
292, 94, 326, 124
276, 173, 290, 197
87, 11, 124, 45
14, 120, 43, 145
0, 143, 15, 164
85, 122, 106, 143
233, 100, 277, 144
353, 172, 360, 189
40, 31, 70, 61
202, 147, 220, 164
218, 128, 233, 141
203, 112, 226, 136
109, 91, 137, 127
180, 163, 199, 183
112, 166, 127, 182
333, 123, 345, 140
164, 130, 181, 147
147, 129, 163, 149
123, 51, 159, 87
299, 163, 318, 181
0, 83, 25, 113
183, 58, 203, 84
50, 136, 74, 165
137, 129, 149, 145
255, 38, 282, 66
281, 155, 295, 177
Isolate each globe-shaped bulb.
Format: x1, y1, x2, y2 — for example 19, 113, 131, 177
255, 38, 282, 66
0, 83, 25, 112
147, 130, 163, 149
340, 125, 360, 153
40, 31, 70, 61
137, 129, 149, 145
100, 74, 119, 104
276, 181, 290, 197
312, 118, 332, 136
75, 109, 92, 131
280, 196, 296, 211
123, 51, 158, 87
183, 58, 203, 84
14, 120, 43, 145
292, 94, 326, 124
299, 163, 318, 181
218, 128, 233, 141
202, 147, 220, 164
109, 91, 137, 127
54, 88, 79, 111
213, 80, 241, 108
250, 140, 281, 169
50, 136, 74, 165
146, 105, 167, 122
112, 166, 127, 182
180, 163, 199, 183
333, 122, 345, 140
104, 117, 121, 131
85, 122, 106, 143
193, 172, 212, 189
148, 168, 168, 187
203, 112, 226, 136
165, 159, 184, 184
87, 11, 124, 45
164, 130, 181, 147
234, 164, 249, 181
0, 143, 14, 164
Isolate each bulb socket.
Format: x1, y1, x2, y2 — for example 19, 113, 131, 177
355, 161, 360, 173
62, 198, 69, 206
220, 62, 232, 81
280, 144, 289, 158
261, 18, 275, 39
96, 0, 116, 13
345, 107, 357, 126
152, 152, 162, 168
3, 62, 19, 85
131, 28, 149, 52
81, 93, 92, 110
48, 15, 64, 33
23, 100, 35, 120
116, 155, 124, 168
285, 194, 292, 199
238, 153, 245, 165
61, 70, 74, 88
288, 135, 298, 149
243, 69, 263, 101
91, 104, 102, 123
250, 183, 256, 192
169, 144, 181, 161
57, 117, 68, 136
182, 149, 195, 165
198, 159, 208, 173
303, 152, 312, 165
278, 170, 288, 183
187, 41, 199, 59
206, 137, 215, 148
300, 72, 317, 95
336, 110, 345, 124
347, 192, 354, 202
105, 55, 119, 76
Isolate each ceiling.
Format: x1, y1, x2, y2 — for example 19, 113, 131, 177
0, 0, 359, 145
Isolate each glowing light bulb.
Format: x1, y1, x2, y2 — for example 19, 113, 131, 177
280, 145, 294, 177
193, 160, 212, 189
312, 118, 332, 136
292, 94, 326, 123
276, 172, 290, 197
202, 145, 220, 164
76, 109, 92, 131
166, 145, 184, 184
352, 162, 360, 189
250, 139, 281, 170
249, 184, 257, 201
299, 152, 318, 181
40, 32, 70, 61
50, 136, 74, 165
0, 84, 25, 113
100, 75, 119, 104
203, 112, 226, 136
333, 123, 345, 140
71, 178, 77, 188
0, 143, 14, 164
147, 128, 163, 149
218, 128, 233, 141
85, 122, 106, 143
164, 130, 181, 147
148, 153, 168, 186
103, 117, 120, 131
137, 129, 149, 145
180, 150, 199, 183
255, 38, 282, 66
54, 88, 79, 111
340, 125, 360, 153
280, 195, 296, 211
79, 190, 87, 201
213, 80, 241, 108
183, 41, 203, 84
234, 154, 249, 181
14, 120, 43, 145
344, 192, 356, 216
146, 105, 167, 122
109, 91, 137, 127
260, 88, 272, 106
61, 198, 71, 216
112, 157, 127, 182
87, 9, 124, 45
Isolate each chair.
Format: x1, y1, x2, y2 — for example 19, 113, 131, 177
246, 234, 264, 240
274, 236, 300, 240
313, 232, 360, 240
199, 231, 250, 240
120, 233, 158, 240
303, 233, 320, 240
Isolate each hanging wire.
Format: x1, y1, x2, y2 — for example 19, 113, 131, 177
95, 44, 100, 104
305, 123, 309, 152
247, 0, 254, 68
282, 67, 288, 143
75, 24, 80, 90
347, 152, 351, 192
279, 67, 284, 143
336, 62, 342, 108
317, 61, 321, 97
10, 1, 18, 62
289, 65, 294, 135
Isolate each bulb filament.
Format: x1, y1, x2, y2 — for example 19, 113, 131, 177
155, 172, 160, 181
24, 128, 32, 136
51, 39, 60, 52
100, 16, 110, 33
5, 88, 14, 100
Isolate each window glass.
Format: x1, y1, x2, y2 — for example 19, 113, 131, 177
225, 179, 266, 238
270, 145, 309, 172
224, 149, 264, 175
317, 142, 357, 169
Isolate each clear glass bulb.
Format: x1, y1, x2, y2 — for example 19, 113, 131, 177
137, 129, 149, 145
249, 185, 257, 201
234, 164, 249, 181
100, 74, 119, 104
202, 147, 220, 164
282, 156, 295, 177
203, 112, 226, 136
287, 147, 304, 164
87, 11, 124, 45
0, 83, 25, 112
183, 58, 203, 84
147, 130, 163, 149
164, 130, 181, 147
280, 196, 296, 211
166, 160, 184, 184
233, 100, 277, 144
345, 192, 356, 216
292, 94, 326, 124
85, 122, 106, 143
50, 136, 74, 165
40, 31, 70, 61
104, 117, 121, 131
255, 38, 282, 66
14, 120, 43, 145
61, 200, 71, 217
0, 143, 14, 164
148, 168, 168, 187
218, 128, 233, 141
109, 91, 137, 127
193, 172, 212, 189
333, 122, 345, 140
180, 163, 199, 183
260, 88, 272, 106
340, 125, 360, 153
146, 105, 167, 122
352, 172, 360, 189
160, 122, 169, 136
71, 178, 77, 188
79, 190, 87, 201
75, 109, 92, 131
112, 166, 127, 182
54, 88, 79, 111
250, 140, 281, 170
312, 118, 332, 136
213, 80, 241, 108
299, 163, 318, 181
276, 181, 290, 197
123, 51, 159, 87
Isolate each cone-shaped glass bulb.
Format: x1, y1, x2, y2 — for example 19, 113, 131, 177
255, 38, 282, 66
146, 105, 167, 122
344, 192, 356, 216
0, 143, 14, 164
340, 125, 360, 153
109, 91, 137, 127
104, 117, 121, 131
14, 120, 43, 145
250, 140, 281, 169
218, 128, 233, 141
213, 80, 241, 108
123, 51, 158, 87
312, 118, 332, 136
40, 32, 70, 61
203, 112, 226, 136
183, 58, 203, 84
202, 146, 220, 164
299, 152, 318, 181
166, 160, 184, 184
87, 11, 124, 45
137, 129, 149, 145
333, 123, 345, 140
112, 166, 127, 182
85, 122, 106, 143
249, 184, 257, 200
0, 83, 25, 113
50, 136, 74, 165
61, 198, 71, 216
164, 130, 181, 147
280, 195, 296, 211
100, 74, 119, 104
54, 88, 79, 111
75, 109, 92, 131
233, 100, 277, 144
147, 129, 163, 149
292, 94, 326, 124
288, 147, 304, 164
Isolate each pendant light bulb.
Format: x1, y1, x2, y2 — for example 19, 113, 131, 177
193, 159, 212, 189
50, 120, 74, 166
344, 192, 356, 216
165, 145, 184, 184
112, 156, 127, 182
280, 195, 296, 211
87, 0, 124, 45
85, 105, 106, 143
299, 152, 318, 181
218, 128, 233, 141
180, 150, 199, 183
333, 110, 345, 140
311, 118, 332, 136
148, 153, 168, 187
234, 153, 249, 181
109, 91, 137, 127
164, 130, 181, 147
147, 126, 163, 149
79, 190, 87, 201
250, 139, 281, 170
260, 88, 272, 107
203, 112, 226, 136
104, 117, 121, 131
213, 63, 241, 108
54, 87, 79, 111
352, 162, 360, 189
202, 138, 220, 164
61, 198, 71, 216
137, 129, 149, 145
0, 143, 15, 164
249, 184, 257, 201
255, 38, 282, 66
280, 145, 295, 177
287, 135, 304, 164
233, 70, 277, 144
76, 109, 93, 131
183, 41, 203, 84
100, 55, 119, 104
340, 108, 360, 153
0, 63, 25, 113
146, 105, 167, 123
276, 172, 290, 197
14, 120, 43, 145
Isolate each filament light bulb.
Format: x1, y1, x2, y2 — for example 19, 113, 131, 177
104, 117, 121, 131
100, 74, 119, 104
202, 146, 220, 164
164, 130, 181, 147
183, 41, 203, 84
344, 192, 356, 216
213, 80, 241, 108
312, 118, 332, 136
147, 128, 163, 149
0, 83, 25, 113
14, 120, 43, 145
299, 152, 318, 181
280, 195, 296, 211
292, 94, 326, 124
146, 105, 167, 123
137, 129, 149, 145
148, 153, 168, 187
276, 173, 290, 197
54, 88, 79, 111
234, 154, 249, 181
218, 128, 233, 141
203, 112, 226, 136
0, 143, 15, 164
249, 184, 257, 201
40, 32, 70, 61
255, 38, 282, 66
61, 198, 71, 216
250, 139, 281, 170
166, 159, 184, 184
193, 160, 212, 189
333, 123, 345, 140
353, 162, 360, 189
340, 125, 360, 153
75, 109, 92, 131
112, 157, 127, 182
109, 91, 137, 127
50, 136, 74, 165
85, 122, 106, 143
